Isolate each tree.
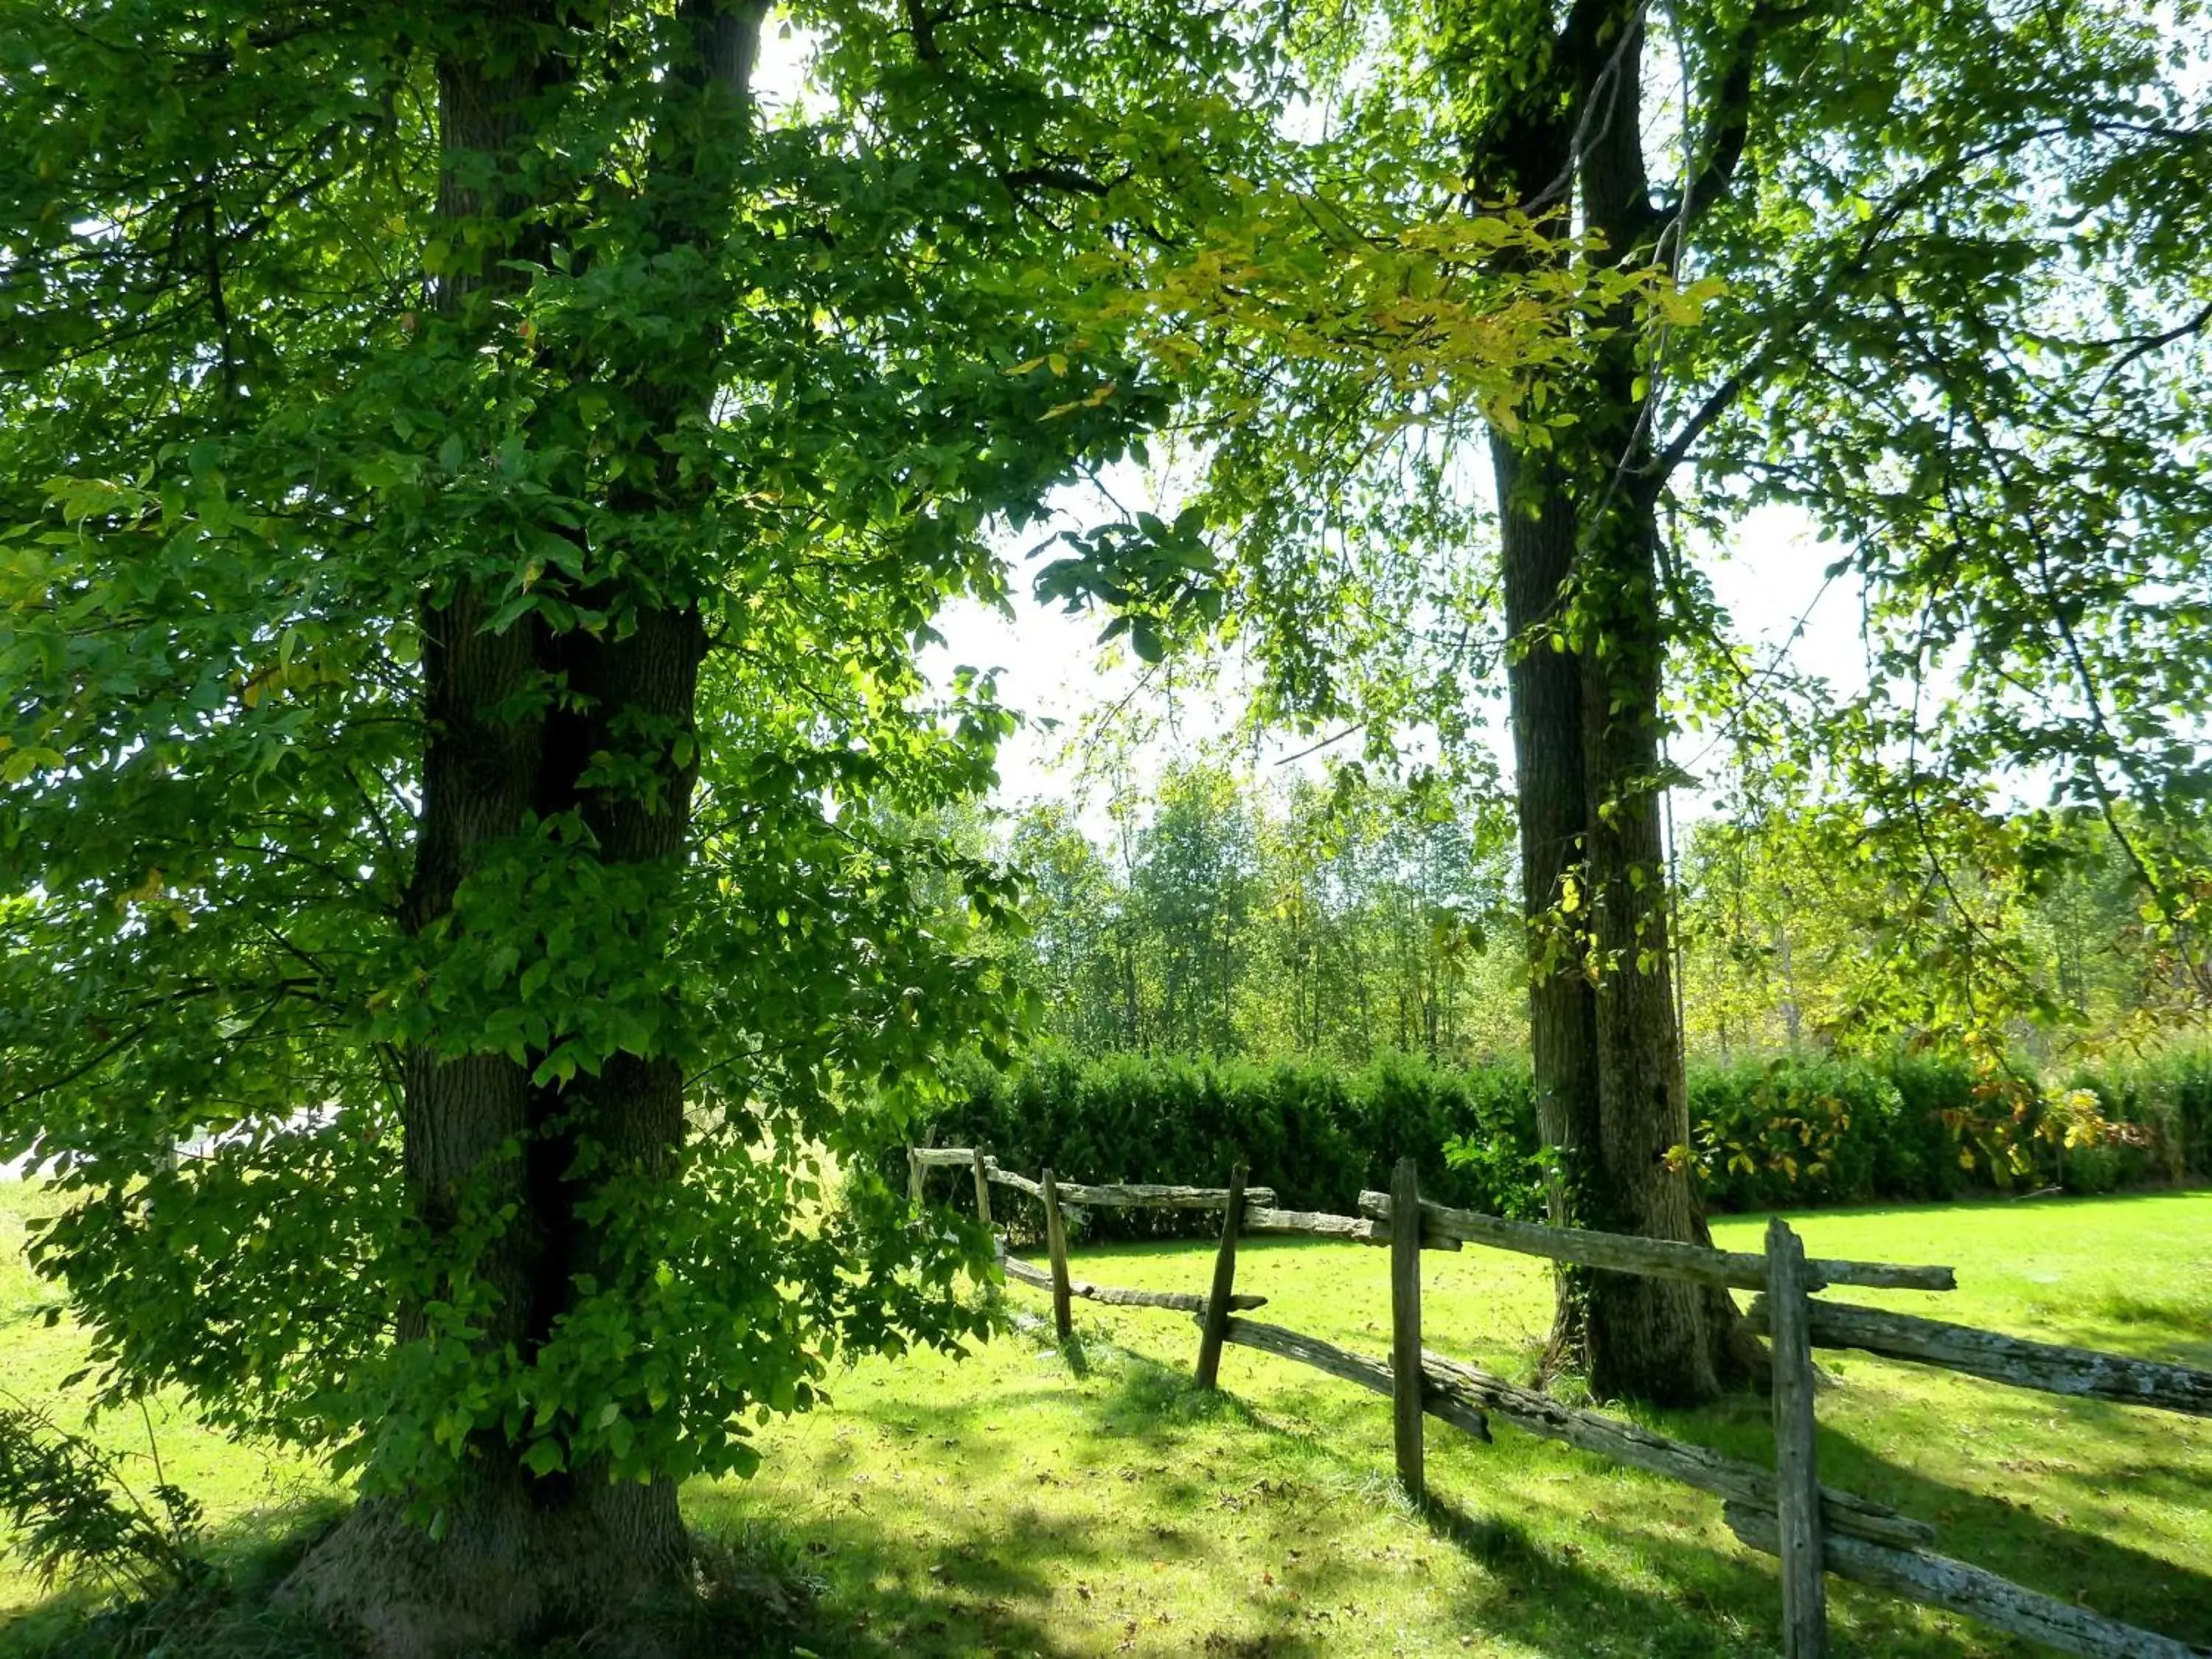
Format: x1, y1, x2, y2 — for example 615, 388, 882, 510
0, 0, 1270, 1646
996, 765, 1520, 1064
1004, 800, 1129, 1051
1677, 783, 2199, 1066
1110, 0, 2211, 1400
1123, 763, 1258, 1054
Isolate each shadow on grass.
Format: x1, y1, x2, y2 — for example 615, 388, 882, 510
0, 1499, 349, 1659
1034, 1337, 2208, 1657
1412, 1492, 1767, 1659
2090, 1291, 2208, 1343
1804, 1420, 2212, 1646
1632, 1374, 2212, 1650
752, 1339, 1837, 1657
15, 1338, 2199, 1658
2, 1495, 993, 1659
689, 1350, 1369, 1654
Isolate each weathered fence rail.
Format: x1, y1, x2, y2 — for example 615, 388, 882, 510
1725, 1505, 2212, 1659
908, 1146, 989, 1168
1416, 1343, 1935, 1551
1213, 1314, 1495, 1445
929, 1151, 1273, 1210
1242, 1204, 1396, 1242
1742, 1296, 2212, 1418
1358, 1191, 1956, 1292
998, 1246, 1268, 1315
906, 1142, 2204, 1658
1037, 1175, 1278, 1210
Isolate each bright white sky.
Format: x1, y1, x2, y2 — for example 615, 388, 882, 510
752, 13, 1870, 826
922, 490, 1865, 825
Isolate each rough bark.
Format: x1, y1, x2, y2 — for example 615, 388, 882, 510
284, 1477, 690, 1658
1471, 0, 1754, 1402
1574, 488, 1753, 1400
1492, 432, 1606, 1376
286, 6, 754, 1648
290, 605, 708, 1647
1570, 0, 1758, 1400
1465, 0, 1610, 1385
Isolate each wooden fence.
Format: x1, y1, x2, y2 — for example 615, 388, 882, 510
908, 1144, 2212, 1658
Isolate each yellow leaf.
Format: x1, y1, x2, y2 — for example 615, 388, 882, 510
1, 745, 66, 783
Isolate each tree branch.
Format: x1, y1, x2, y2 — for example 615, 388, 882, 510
1674, 15, 1762, 232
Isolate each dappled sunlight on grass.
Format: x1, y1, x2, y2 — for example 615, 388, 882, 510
0, 1183, 337, 1625
5, 1181, 2208, 1655
695, 1191, 2212, 1655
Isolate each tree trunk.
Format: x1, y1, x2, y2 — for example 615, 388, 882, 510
1472, 0, 1753, 1402
1778, 922, 1805, 1049
1569, 0, 1756, 1402
285, 8, 747, 1646
1573, 497, 1753, 1402
287, 562, 703, 1659
1492, 435, 1605, 1378
1492, 438, 1753, 1404
283, 1477, 689, 1658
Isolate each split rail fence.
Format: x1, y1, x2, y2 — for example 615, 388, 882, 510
907, 1143, 2212, 1659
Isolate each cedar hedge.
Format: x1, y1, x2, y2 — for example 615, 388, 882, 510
891, 1046, 2212, 1239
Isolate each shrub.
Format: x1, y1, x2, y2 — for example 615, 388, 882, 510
892, 1046, 2212, 1231
897, 1046, 1545, 1240
0, 1400, 206, 1597
1687, 1057, 1986, 1209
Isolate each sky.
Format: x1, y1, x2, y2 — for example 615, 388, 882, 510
750, 13, 1876, 829
921, 489, 1868, 827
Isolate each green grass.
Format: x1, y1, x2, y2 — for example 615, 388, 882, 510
0, 1180, 339, 1642
5, 1184, 2209, 1656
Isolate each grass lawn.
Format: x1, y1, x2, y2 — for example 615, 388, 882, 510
4, 1183, 2209, 1656
0, 1181, 341, 1647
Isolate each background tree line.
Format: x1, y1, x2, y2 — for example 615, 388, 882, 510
989, 763, 2203, 1074
1001, 764, 1520, 1063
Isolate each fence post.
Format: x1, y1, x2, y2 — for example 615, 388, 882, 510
1042, 1166, 1073, 1340
1390, 1155, 1425, 1504
1194, 1163, 1248, 1388
971, 1148, 993, 1229
1767, 1216, 1828, 1658
907, 1145, 924, 1206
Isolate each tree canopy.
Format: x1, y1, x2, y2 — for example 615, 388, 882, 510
1, 0, 2208, 1644
0, 0, 1285, 1644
